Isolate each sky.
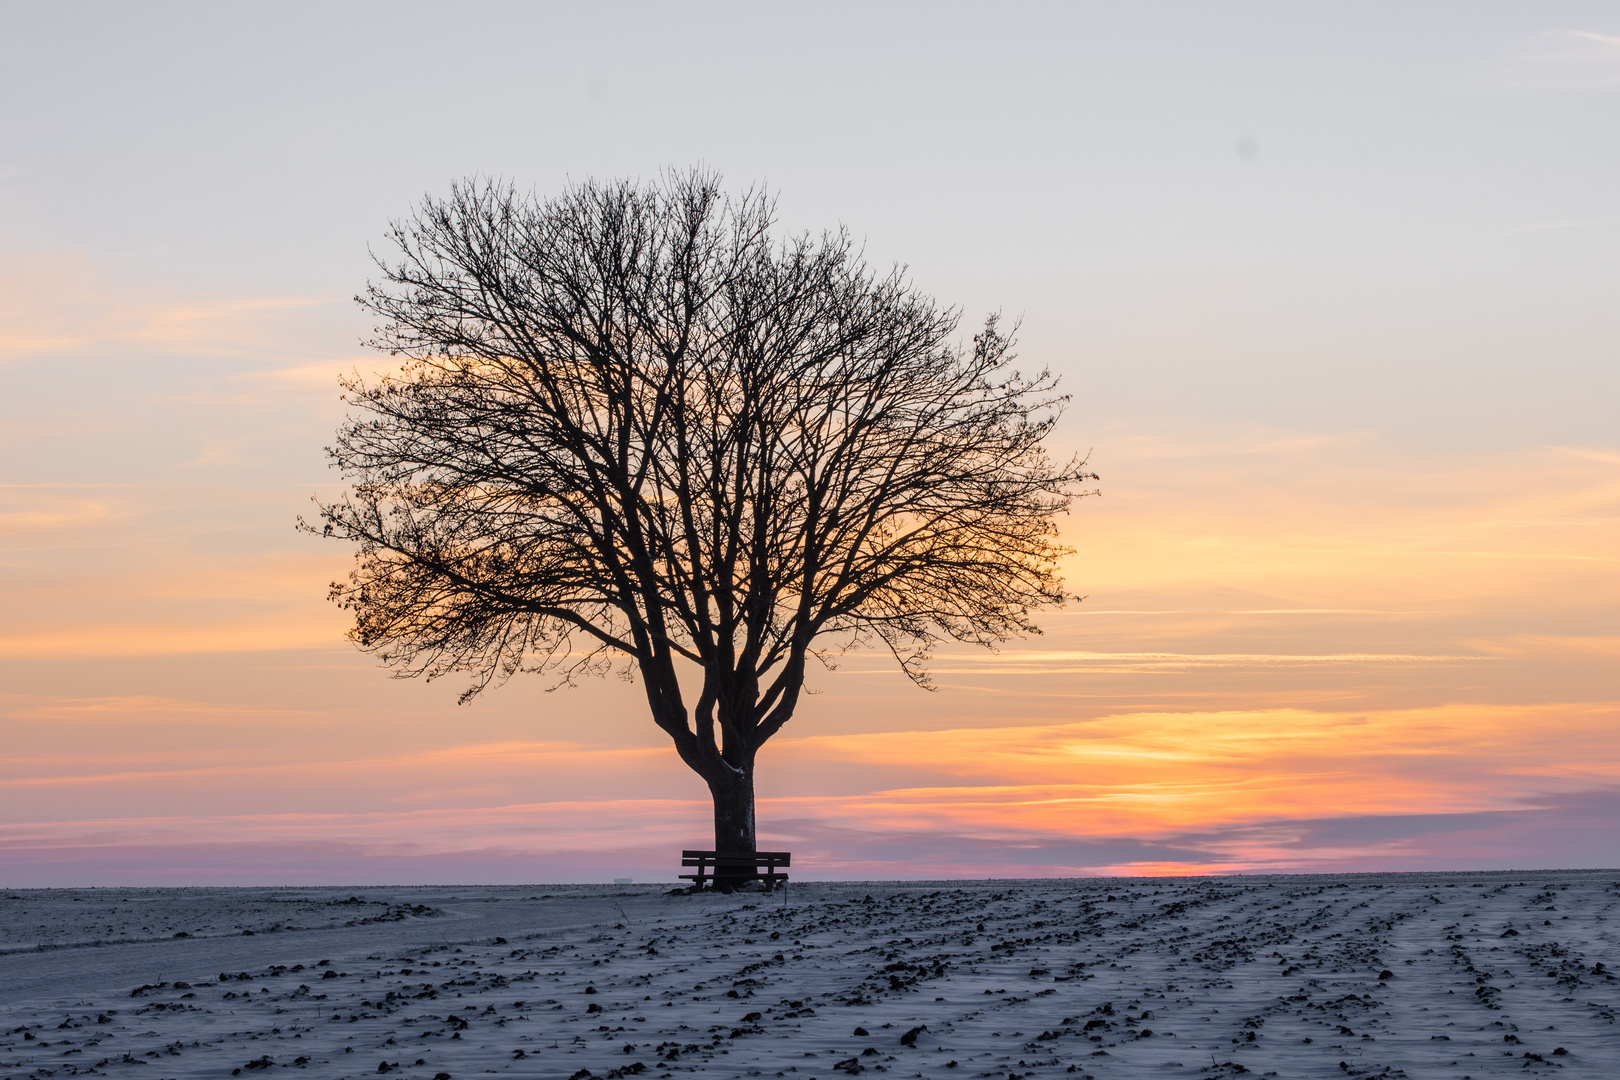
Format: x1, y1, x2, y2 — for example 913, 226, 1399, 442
1, 1, 1617, 885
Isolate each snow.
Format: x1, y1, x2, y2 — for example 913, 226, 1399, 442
2, 872, 1617, 1079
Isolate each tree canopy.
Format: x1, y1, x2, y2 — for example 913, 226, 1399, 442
310, 171, 1095, 860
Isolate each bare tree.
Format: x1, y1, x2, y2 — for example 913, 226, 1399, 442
308, 171, 1095, 880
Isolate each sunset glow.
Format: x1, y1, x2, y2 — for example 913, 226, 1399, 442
3, 6, 1617, 885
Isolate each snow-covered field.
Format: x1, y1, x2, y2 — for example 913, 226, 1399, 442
2, 872, 1616, 1079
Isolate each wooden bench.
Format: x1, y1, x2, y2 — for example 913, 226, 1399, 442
679, 850, 790, 891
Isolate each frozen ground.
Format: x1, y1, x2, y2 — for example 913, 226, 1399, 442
1, 872, 1616, 1079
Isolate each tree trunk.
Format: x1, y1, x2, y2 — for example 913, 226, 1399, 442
708, 764, 756, 891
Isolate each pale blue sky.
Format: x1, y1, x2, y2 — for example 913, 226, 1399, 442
4, 2, 1617, 453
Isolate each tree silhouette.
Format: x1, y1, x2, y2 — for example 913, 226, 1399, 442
309, 171, 1095, 879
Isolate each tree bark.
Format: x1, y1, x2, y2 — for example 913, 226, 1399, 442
708, 763, 756, 891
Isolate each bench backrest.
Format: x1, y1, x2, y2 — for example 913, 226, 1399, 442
681, 849, 790, 867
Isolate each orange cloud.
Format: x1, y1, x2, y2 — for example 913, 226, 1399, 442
8, 696, 1615, 878
1068, 455, 1620, 615
767, 702, 1620, 835
0, 251, 341, 364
